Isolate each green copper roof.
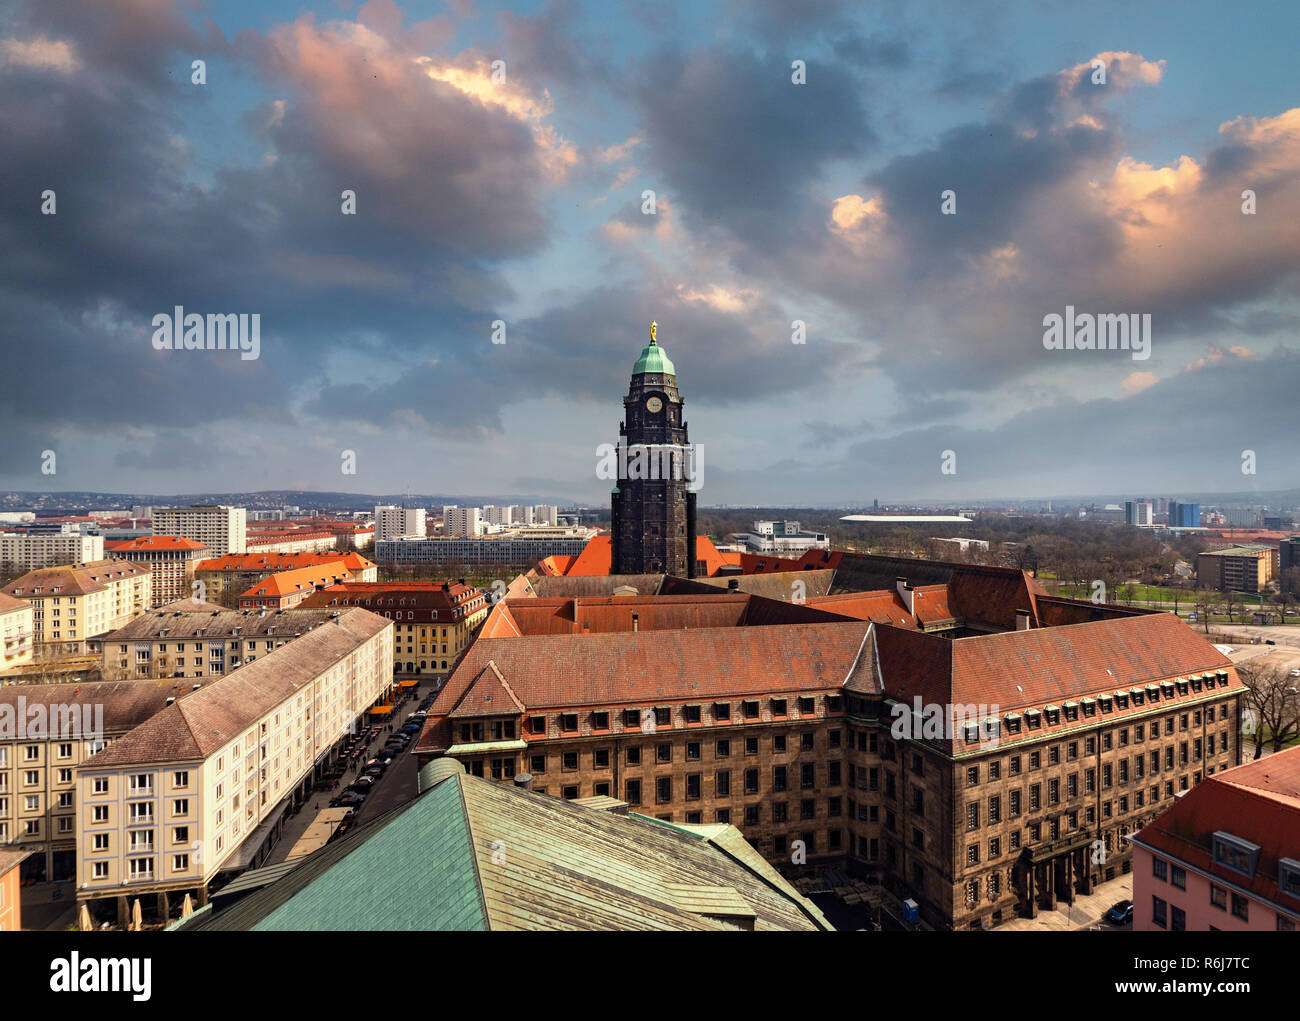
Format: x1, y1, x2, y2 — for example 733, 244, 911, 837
633, 338, 675, 376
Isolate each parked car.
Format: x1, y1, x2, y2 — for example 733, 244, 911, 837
363, 766, 384, 779
1104, 900, 1133, 925
331, 792, 365, 808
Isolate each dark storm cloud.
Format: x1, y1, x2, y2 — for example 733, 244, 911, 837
0, 0, 571, 470
633, 45, 875, 247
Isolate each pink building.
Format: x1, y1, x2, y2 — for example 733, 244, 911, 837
1130, 748, 1300, 931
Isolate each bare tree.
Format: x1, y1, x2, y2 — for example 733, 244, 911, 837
1238, 661, 1300, 759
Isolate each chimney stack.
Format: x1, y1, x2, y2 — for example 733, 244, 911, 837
513, 773, 533, 791
727, 578, 740, 591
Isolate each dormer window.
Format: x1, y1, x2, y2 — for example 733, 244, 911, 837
1213, 832, 1261, 878
1279, 858, 1300, 899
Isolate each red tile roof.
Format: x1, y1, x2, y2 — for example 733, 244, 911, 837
196, 552, 375, 573
105, 535, 207, 552
448, 661, 527, 719
428, 621, 874, 718
1133, 748, 1300, 914
542, 535, 734, 577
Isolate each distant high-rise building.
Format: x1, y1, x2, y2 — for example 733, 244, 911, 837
443, 506, 483, 539
152, 505, 246, 556
532, 505, 559, 527
1169, 501, 1201, 528
374, 505, 427, 542
1125, 500, 1153, 526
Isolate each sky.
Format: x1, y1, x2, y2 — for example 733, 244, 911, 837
1, 0, 1298, 506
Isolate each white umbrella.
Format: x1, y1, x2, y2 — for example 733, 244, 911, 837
130, 898, 142, 931
180, 893, 194, 918
78, 903, 92, 931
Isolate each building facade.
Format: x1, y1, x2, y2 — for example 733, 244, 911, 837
416, 574, 1244, 930
1130, 748, 1300, 931
99, 607, 354, 681
610, 326, 698, 578
104, 536, 208, 607
2, 561, 152, 655
374, 506, 427, 542
152, 505, 247, 557
194, 551, 376, 606
1197, 545, 1273, 592
0, 681, 184, 883
298, 581, 489, 679
0, 594, 35, 673
74, 609, 393, 917
0, 533, 104, 574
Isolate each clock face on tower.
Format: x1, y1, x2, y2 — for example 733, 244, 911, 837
645, 396, 663, 413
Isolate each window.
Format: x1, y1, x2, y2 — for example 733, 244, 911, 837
716, 739, 730, 758
686, 774, 701, 800
562, 752, 578, 771
1170, 865, 1186, 890
716, 771, 730, 797
967, 766, 979, 787
656, 743, 671, 764
1153, 857, 1167, 882
92, 777, 109, 795
560, 713, 578, 732
684, 705, 701, 724
656, 777, 672, 804
625, 779, 641, 805
1152, 896, 1167, 928
1210, 884, 1227, 910
627, 745, 641, 765
1231, 894, 1249, 922
686, 742, 701, 761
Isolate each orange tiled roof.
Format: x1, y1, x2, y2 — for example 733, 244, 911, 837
1134, 748, 1300, 914
427, 621, 874, 718
105, 535, 207, 551
240, 564, 354, 599
548, 535, 732, 577
197, 552, 374, 573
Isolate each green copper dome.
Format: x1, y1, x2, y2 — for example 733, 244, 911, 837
633, 338, 675, 376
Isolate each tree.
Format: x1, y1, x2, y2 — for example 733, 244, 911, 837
1238, 661, 1300, 759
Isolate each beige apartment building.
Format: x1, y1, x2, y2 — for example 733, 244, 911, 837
0, 533, 104, 574
2, 561, 152, 655
0, 681, 182, 883
0, 594, 35, 672
1197, 545, 1273, 593
152, 505, 247, 557
99, 607, 361, 680
104, 536, 208, 607
74, 608, 393, 917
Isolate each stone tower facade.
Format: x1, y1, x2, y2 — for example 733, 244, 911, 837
610, 325, 697, 577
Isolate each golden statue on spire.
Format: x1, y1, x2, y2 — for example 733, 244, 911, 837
650, 320, 657, 344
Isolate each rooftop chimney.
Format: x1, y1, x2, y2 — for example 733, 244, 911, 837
513, 773, 533, 791
632, 612, 639, 633
1015, 609, 1032, 631
896, 577, 915, 615
727, 578, 740, 591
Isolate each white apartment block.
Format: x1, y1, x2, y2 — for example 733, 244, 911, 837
75, 608, 393, 909
0, 533, 104, 572
442, 507, 483, 539
374, 506, 427, 542
152, 506, 247, 557
532, 505, 559, 526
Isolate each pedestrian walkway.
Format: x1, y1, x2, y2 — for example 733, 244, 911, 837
259, 680, 433, 867
995, 872, 1132, 931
